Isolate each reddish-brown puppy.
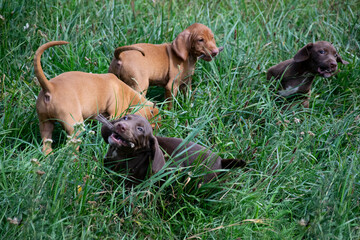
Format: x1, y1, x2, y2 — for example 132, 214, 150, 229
267, 41, 349, 108
108, 23, 222, 107
100, 114, 245, 186
34, 41, 160, 155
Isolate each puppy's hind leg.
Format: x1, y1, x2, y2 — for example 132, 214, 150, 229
130, 74, 149, 97
302, 90, 311, 108
61, 115, 84, 151
39, 120, 54, 155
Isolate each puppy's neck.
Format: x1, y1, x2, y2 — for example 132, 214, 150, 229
291, 60, 316, 77
105, 146, 152, 178
113, 146, 151, 158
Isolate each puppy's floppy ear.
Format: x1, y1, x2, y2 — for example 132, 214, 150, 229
149, 136, 165, 173
336, 54, 349, 65
171, 30, 191, 61
294, 43, 313, 62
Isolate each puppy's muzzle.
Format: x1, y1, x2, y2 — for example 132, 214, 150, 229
199, 46, 224, 60
318, 61, 338, 78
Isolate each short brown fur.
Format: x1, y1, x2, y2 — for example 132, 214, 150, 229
34, 41, 160, 154
108, 23, 221, 107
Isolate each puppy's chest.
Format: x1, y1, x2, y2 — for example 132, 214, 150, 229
280, 74, 314, 96
106, 149, 149, 172
173, 62, 196, 86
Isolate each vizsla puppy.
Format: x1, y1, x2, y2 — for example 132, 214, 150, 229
267, 41, 349, 108
34, 41, 160, 155
99, 114, 246, 186
108, 23, 222, 107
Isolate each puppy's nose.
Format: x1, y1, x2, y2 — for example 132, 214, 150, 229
330, 62, 337, 68
116, 122, 127, 132
211, 48, 219, 57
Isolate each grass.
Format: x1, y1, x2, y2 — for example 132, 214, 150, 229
1, 0, 360, 239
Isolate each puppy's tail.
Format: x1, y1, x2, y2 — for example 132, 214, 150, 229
114, 46, 145, 59
34, 41, 69, 93
221, 159, 246, 169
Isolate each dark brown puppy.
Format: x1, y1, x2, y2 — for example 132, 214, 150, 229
100, 114, 245, 185
108, 23, 222, 108
267, 41, 349, 108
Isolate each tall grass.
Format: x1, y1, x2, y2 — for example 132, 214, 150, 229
1, 0, 359, 239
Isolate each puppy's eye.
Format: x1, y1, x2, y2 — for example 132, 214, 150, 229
123, 116, 128, 120
198, 38, 204, 42
319, 50, 325, 54
137, 126, 144, 132
334, 53, 338, 58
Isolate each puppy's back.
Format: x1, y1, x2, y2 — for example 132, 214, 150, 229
156, 137, 221, 169
267, 59, 294, 81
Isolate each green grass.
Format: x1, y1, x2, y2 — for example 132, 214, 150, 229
1, 0, 360, 239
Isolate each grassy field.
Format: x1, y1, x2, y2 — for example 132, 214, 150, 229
1, 0, 360, 239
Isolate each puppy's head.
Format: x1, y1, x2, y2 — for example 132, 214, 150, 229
101, 114, 165, 173
293, 41, 349, 78
171, 23, 220, 61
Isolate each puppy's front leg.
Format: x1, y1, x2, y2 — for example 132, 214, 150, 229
302, 90, 311, 108
165, 80, 179, 109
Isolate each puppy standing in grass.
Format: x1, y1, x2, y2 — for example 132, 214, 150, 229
34, 41, 160, 155
108, 23, 223, 107
267, 41, 349, 108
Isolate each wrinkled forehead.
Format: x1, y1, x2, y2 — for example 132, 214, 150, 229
186, 23, 214, 38
313, 41, 337, 52
123, 114, 152, 128
125, 114, 147, 122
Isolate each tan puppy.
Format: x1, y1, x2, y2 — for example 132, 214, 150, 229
267, 41, 348, 108
34, 41, 160, 155
108, 23, 222, 107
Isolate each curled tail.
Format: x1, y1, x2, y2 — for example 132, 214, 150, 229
114, 46, 145, 59
221, 159, 246, 169
34, 41, 69, 93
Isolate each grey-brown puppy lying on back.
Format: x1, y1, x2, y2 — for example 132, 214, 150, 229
99, 114, 246, 185
267, 41, 349, 108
